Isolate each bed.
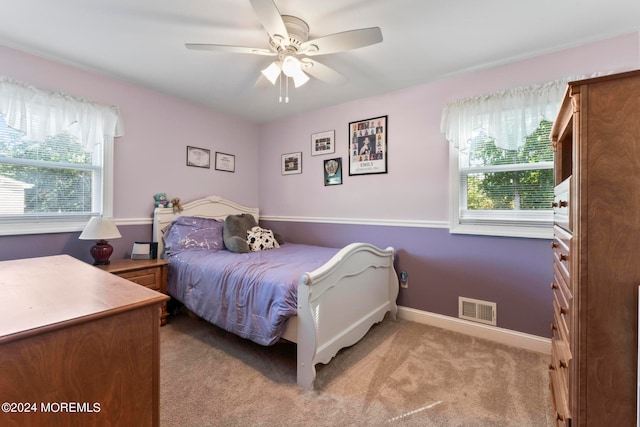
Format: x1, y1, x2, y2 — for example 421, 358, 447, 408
153, 195, 399, 389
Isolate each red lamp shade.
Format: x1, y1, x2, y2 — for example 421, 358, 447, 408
79, 217, 122, 265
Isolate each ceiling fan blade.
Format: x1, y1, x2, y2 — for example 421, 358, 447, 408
249, 0, 289, 46
300, 58, 347, 85
185, 43, 276, 56
254, 74, 273, 89
299, 27, 383, 56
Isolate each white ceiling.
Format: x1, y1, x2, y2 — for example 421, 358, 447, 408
1, 0, 639, 124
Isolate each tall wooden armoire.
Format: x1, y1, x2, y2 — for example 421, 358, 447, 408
550, 70, 640, 426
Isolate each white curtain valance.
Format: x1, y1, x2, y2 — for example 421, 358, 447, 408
440, 77, 579, 151
0, 76, 124, 150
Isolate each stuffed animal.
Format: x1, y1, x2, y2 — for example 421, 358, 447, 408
171, 197, 183, 213
223, 213, 258, 253
153, 193, 172, 208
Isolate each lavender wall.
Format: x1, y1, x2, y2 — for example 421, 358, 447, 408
262, 220, 552, 336
0, 43, 259, 261
257, 32, 640, 337
0, 224, 151, 264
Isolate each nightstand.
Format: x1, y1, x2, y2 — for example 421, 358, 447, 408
97, 258, 170, 325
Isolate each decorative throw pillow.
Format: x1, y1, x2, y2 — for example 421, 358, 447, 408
223, 213, 258, 253
164, 216, 224, 255
247, 226, 280, 251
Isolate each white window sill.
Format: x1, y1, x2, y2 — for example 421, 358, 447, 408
0, 222, 87, 236
450, 222, 553, 239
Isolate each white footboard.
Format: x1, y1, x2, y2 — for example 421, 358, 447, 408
296, 243, 399, 390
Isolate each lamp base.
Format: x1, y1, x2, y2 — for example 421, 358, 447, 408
90, 240, 114, 265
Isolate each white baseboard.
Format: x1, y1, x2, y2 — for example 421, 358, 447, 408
397, 306, 551, 355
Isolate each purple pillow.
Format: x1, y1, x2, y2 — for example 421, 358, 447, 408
164, 216, 224, 255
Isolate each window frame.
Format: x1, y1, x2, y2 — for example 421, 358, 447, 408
449, 143, 553, 239
0, 136, 114, 236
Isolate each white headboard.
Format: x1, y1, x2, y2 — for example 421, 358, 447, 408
152, 195, 259, 256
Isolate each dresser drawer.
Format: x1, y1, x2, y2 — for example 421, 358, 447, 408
552, 270, 570, 311
118, 268, 161, 291
552, 298, 571, 357
549, 334, 571, 425
551, 333, 570, 384
553, 178, 571, 232
553, 258, 571, 296
552, 226, 571, 286
549, 364, 571, 426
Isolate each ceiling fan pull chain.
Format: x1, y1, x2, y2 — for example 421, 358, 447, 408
285, 76, 289, 103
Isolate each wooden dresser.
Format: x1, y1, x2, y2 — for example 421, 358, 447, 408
0, 255, 169, 427
97, 258, 170, 325
550, 70, 640, 426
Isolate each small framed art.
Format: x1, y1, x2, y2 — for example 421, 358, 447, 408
311, 130, 335, 156
215, 152, 235, 173
324, 157, 343, 186
186, 146, 210, 168
282, 152, 302, 175
348, 115, 388, 176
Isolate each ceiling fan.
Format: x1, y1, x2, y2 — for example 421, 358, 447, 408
185, 0, 383, 101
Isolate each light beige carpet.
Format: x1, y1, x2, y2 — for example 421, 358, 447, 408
160, 313, 554, 426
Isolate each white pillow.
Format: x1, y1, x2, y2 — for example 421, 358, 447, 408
246, 226, 280, 251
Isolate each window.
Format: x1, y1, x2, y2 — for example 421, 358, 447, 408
442, 79, 571, 238
454, 121, 554, 237
0, 77, 122, 236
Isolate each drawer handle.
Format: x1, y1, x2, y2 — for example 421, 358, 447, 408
559, 200, 568, 208
551, 241, 558, 249
549, 363, 555, 371
550, 282, 558, 290
560, 307, 568, 315
559, 360, 568, 369
551, 323, 557, 331
559, 253, 569, 262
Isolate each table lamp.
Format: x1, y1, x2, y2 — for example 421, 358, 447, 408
79, 217, 122, 265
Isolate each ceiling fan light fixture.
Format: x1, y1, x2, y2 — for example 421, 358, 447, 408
292, 70, 310, 88
261, 62, 281, 85
281, 55, 309, 87
281, 55, 301, 78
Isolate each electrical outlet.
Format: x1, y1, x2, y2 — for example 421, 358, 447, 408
399, 271, 408, 288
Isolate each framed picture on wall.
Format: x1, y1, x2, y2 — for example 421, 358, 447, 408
311, 130, 335, 156
186, 146, 210, 168
282, 152, 302, 175
214, 152, 235, 172
323, 157, 342, 186
348, 115, 387, 176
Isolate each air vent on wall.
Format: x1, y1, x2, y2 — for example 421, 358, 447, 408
458, 297, 496, 326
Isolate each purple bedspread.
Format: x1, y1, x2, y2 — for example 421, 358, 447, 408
166, 243, 340, 346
